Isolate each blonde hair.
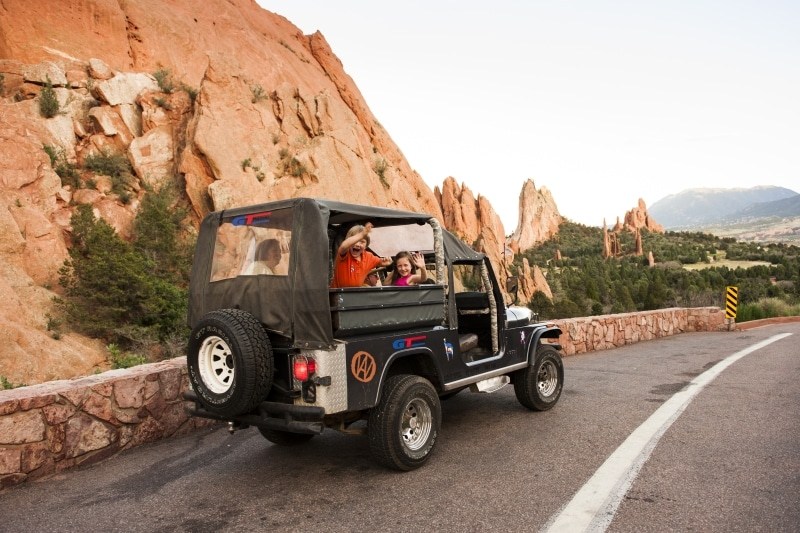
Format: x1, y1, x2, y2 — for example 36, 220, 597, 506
346, 224, 370, 246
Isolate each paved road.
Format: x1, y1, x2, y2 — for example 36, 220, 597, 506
1, 324, 798, 532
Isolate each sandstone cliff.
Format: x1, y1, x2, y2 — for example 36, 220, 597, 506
508, 179, 563, 253
624, 198, 664, 233
0, 0, 557, 385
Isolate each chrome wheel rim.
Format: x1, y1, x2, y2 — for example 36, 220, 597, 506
401, 398, 433, 451
198, 335, 235, 394
537, 360, 558, 397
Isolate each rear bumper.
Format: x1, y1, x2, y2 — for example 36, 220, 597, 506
183, 390, 326, 434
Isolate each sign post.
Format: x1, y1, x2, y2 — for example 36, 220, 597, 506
725, 286, 738, 330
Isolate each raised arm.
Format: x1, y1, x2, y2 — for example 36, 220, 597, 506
408, 252, 428, 284
337, 222, 373, 256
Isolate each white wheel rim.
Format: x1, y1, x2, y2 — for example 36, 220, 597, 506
401, 398, 433, 451
538, 360, 558, 397
198, 335, 235, 394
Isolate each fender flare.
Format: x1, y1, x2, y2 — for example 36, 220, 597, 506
371, 348, 441, 406
525, 324, 563, 364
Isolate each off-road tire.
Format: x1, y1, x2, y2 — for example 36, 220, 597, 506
368, 374, 441, 471
187, 309, 273, 417
514, 345, 564, 411
258, 427, 315, 446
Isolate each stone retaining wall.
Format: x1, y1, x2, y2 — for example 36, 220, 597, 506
552, 307, 727, 355
0, 307, 727, 490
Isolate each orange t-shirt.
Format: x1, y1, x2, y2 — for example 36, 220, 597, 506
332, 250, 382, 288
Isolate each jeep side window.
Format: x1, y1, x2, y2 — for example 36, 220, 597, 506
210, 208, 293, 282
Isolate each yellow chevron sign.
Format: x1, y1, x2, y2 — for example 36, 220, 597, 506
725, 286, 738, 319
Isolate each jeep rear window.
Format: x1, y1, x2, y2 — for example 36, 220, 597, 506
364, 224, 433, 257
210, 208, 294, 282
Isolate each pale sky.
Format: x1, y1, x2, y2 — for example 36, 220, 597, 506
260, 1, 800, 230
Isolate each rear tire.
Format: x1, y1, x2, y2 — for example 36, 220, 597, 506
258, 427, 315, 446
187, 309, 273, 417
514, 345, 564, 411
368, 375, 441, 471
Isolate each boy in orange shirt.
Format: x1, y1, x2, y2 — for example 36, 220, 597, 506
331, 223, 392, 288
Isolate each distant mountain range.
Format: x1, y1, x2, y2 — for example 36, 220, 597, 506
648, 186, 800, 243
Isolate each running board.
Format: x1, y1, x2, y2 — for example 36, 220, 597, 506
469, 375, 510, 393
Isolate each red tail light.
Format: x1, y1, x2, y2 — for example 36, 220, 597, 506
293, 356, 316, 382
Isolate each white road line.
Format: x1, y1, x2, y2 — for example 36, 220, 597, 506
543, 333, 793, 533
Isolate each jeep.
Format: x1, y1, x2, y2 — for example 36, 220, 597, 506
184, 198, 564, 470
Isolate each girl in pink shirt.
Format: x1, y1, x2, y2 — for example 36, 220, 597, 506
388, 251, 428, 286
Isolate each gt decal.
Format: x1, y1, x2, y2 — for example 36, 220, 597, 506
231, 211, 272, 226
351, 351, 377, 383
391, 335, 427, 350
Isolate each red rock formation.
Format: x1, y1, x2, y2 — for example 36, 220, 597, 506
0, 0, 561, 384
635, 228, 643, 256
509, 179, 562, 253
435, 177, 554, 306
436, 178, 512, 290
624, 198, 664, 233
0, 0, 448, 385
602, 220, 611, 259
518, 258, 553, 304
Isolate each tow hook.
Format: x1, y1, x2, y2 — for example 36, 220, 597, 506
227, 421, 249, 434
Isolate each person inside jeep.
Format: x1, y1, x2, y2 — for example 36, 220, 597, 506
331, 222, 392, 288
245, 238, 282, 275
363, 268, 382, 287
387, 251, 428, 286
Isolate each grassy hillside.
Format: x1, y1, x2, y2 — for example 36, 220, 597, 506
516, 222, 800, 321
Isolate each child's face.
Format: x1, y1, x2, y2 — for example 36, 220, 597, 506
395, 257, 412, 277
265, 247, 281, 268
350, 238, 367, 258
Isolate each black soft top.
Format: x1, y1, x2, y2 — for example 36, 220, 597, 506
188, 198, 484, 349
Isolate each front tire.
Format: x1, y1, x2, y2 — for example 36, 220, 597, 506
514, 345, 564, 411
187, 309, 273, 417
368, 375, 441, 471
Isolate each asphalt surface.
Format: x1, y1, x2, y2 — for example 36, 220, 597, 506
1, 323, 798, 532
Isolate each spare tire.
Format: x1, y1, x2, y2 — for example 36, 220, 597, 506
187, 309, 273, 417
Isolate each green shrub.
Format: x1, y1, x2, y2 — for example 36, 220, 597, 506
84, 149, 133, 196
373, 158, 389, 188
276, 149, 307, 178
84, 149, 131, 178
153, 68, 175, 93
737, 297, 800, 322
107, 343, 148, 369
57, 204, 189, 347
43, 144, 81, 188
181, 84, 198, 103
251, 84, 267, 103
39, 77, 60, 118
288, 157, 306, 177
154, 97, 172, 110
133, 185, 193, 284
45, 313, 63, 340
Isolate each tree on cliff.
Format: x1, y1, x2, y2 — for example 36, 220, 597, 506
57, 195, 189, 350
